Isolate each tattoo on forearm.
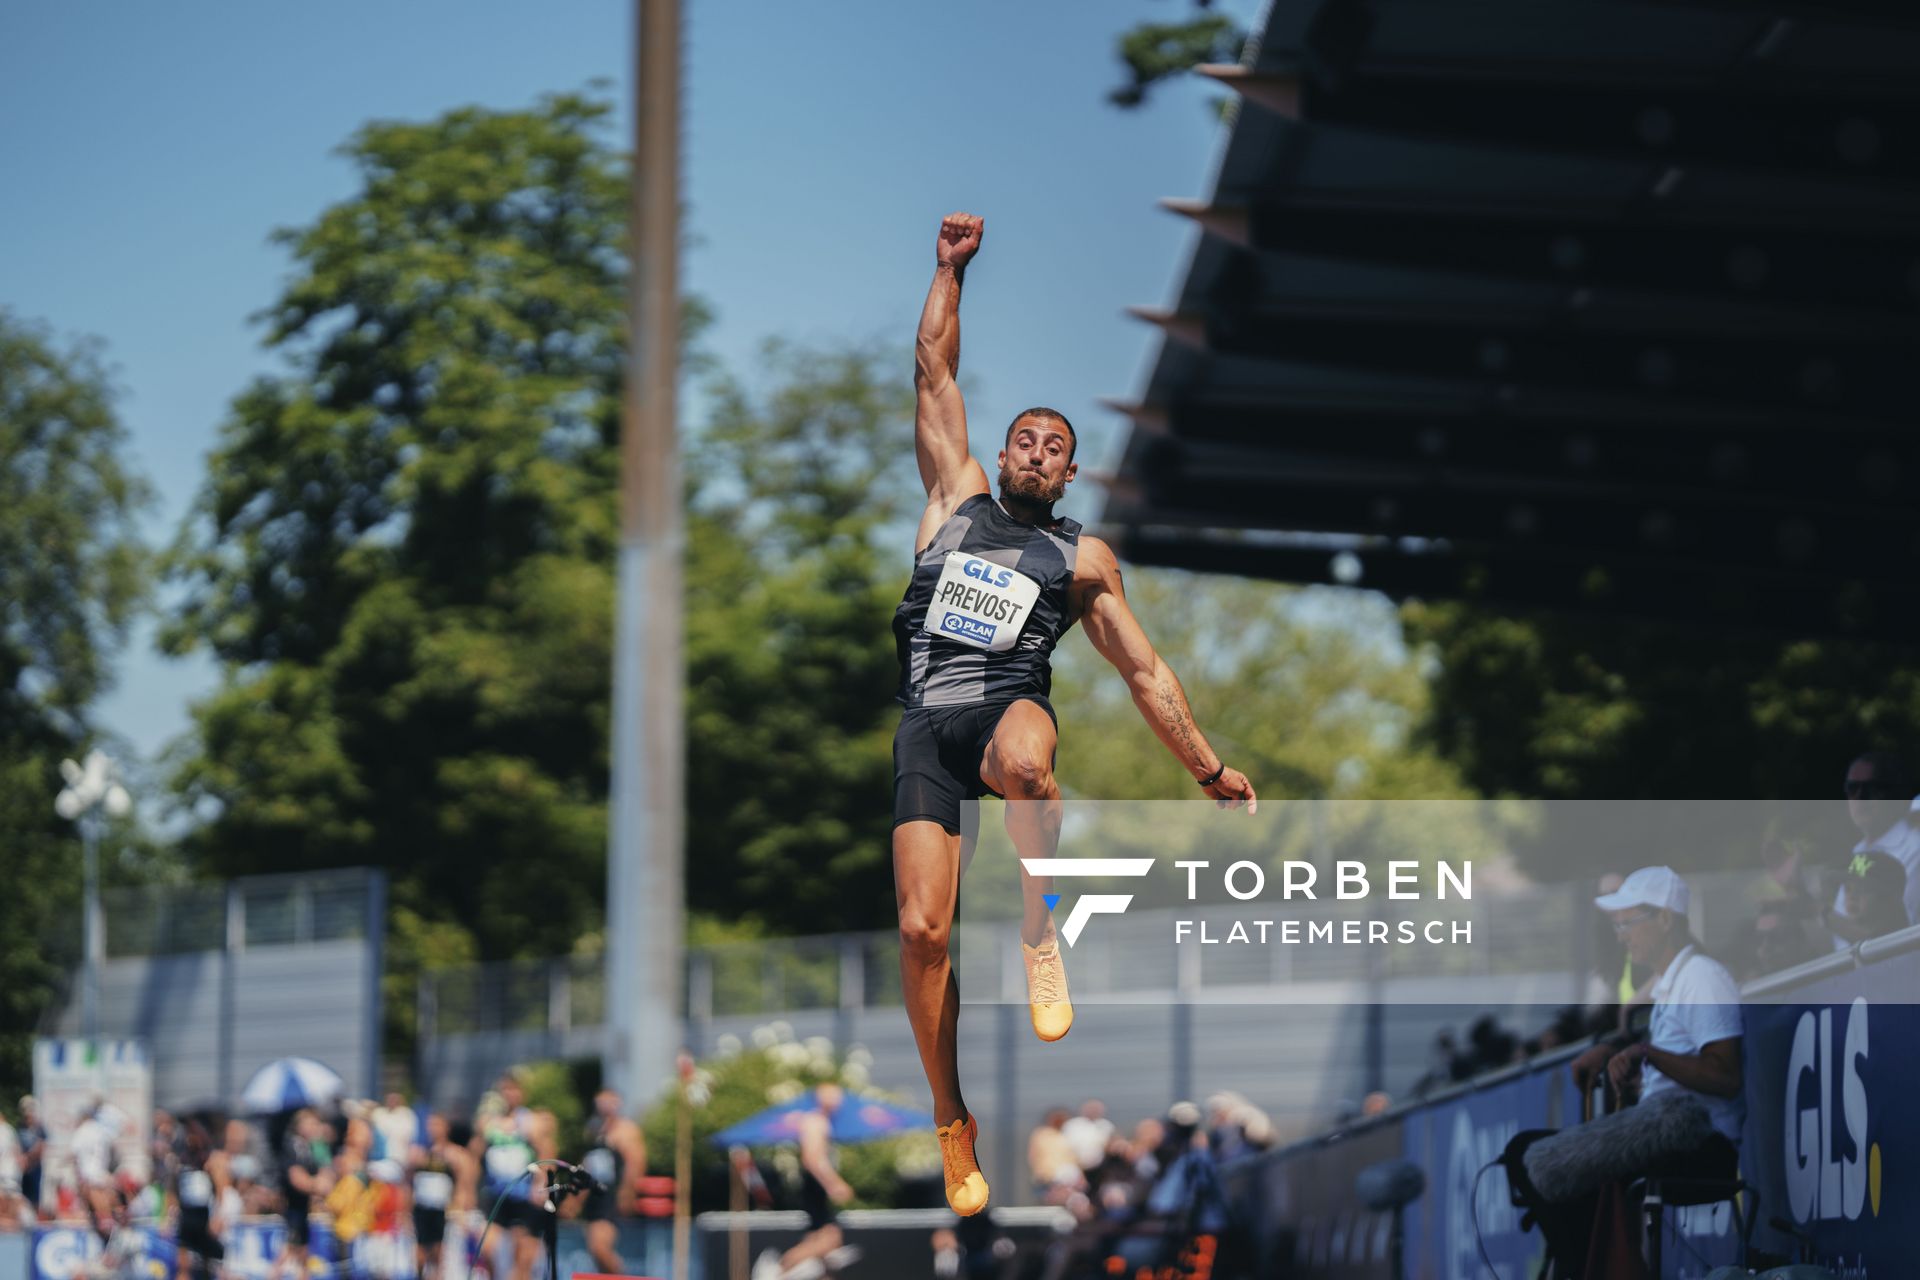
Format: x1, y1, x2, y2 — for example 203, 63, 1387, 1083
1157, 684, 1200, 762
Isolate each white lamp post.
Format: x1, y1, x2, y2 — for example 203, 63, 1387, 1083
55, 749, 131, 1040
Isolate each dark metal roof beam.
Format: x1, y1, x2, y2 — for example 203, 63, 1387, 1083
1160, 198, 1920, 314
1107, 474, 1919, 583
1132, 305, 1913, 423
1116, 402, 1915, 516
1113, 528, 1919, 644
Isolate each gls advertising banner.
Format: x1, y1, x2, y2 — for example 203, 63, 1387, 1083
1742, 951, 1920, 1272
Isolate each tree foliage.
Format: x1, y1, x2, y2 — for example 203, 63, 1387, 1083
685, 338, 917, 934
1403, 600, 1920, 875
160, 92, 921, 1039
1053, 575, 1468, 803
161, 97, 631, 1054
1110, 6, 1247, 108
0, 313, 151, 1096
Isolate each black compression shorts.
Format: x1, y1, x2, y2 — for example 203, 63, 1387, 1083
892, 696, 1056, 834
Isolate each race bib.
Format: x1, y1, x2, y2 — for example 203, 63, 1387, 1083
413, 1170, 452, 1209
582, 1149, 616, 1187
179, 1170, 213, 1207
922, 552, 1040, 653
485, 1144, 528, 1181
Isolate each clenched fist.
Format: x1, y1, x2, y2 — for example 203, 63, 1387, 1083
937, 212, 983, 269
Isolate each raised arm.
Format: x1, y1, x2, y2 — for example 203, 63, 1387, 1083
914, 212, 991, 542
798, 1113, 853, 1204
1075, 538, 1257, 812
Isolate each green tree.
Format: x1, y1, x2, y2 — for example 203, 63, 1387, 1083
0, 313, 151, 1096
1109, 4, 1248, 108
1052, 574, 1468, 803
684, 337, 917, 934
161, 90, 924, 1061
161, 95, 632, 1055
1403, 601, 1920, 876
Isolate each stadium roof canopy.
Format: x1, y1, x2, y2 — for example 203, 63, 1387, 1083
1102, 0, 1920, 642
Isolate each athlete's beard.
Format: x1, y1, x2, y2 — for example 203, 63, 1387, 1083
1000, 463, 1066, 505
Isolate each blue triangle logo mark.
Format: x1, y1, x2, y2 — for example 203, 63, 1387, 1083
1043, 894, 1061, 912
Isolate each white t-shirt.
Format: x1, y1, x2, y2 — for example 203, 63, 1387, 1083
1830, 819, 1920, 950
1643, 946, 1746, 1144
0, 1120, 20, 1187
370, 1106, 419, 1162
71, 1118, 115, 1186
1060, 1115, 1114, 1170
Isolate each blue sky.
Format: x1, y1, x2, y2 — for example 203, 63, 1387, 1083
1, 0, 1250, 775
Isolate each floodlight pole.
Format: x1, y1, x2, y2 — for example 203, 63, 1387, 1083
57, 750, 129, 1042
607, 0, 686, 1123
81, 816, 101, 1039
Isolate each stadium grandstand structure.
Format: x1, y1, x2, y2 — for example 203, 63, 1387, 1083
1105, 0, 1920, 642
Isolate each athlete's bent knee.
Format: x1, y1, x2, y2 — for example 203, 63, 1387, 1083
1002, 752, 1055, 799
898, 907, 951, 957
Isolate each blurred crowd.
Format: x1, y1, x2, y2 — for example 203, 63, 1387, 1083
0, 1074, 648, 1280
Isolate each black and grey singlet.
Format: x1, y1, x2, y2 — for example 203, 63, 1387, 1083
893, 493, 1082, 708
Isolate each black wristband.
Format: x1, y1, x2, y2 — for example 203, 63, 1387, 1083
1196, 763, 1226, 788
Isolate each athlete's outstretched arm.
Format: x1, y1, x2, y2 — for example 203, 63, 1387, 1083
914, 212, 990, 539
1076, 537, 1257, 812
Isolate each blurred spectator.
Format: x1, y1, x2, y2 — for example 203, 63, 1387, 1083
72, 1100, 119, 1228
1411, 1030, 1457, 1098
473, 1074, 552, 1280
0, 1104, 23, 1230
370, 1093, 419, 1164
1026, 1109, 1082, 1201
1559, 866, 1744, 1272
1590, 872, 1643, 1006
1830, 751, 1920, 941
409, 1110, 471, 1280
173, 1127, 221, 1280
18, 1098, 45, 1214
1830, 849, 1911, 951
1204, 1092, 1274, 1162
206, 1118, 256, 1226
150, 1112, 181, 1190
1727, 833, 1828, 980
578, 1088, 646, 1276
1060, 1099, 1113, 1173
1459, 1015, 1518, 1078
270, 1108, 330, 1280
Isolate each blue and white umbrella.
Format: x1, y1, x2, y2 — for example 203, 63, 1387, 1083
240, 1056, 345, 1113
712, 1088, 935, 1147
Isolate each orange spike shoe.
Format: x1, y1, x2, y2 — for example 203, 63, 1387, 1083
936, 1112, 989, 1216
1023, 930, 1073, 1042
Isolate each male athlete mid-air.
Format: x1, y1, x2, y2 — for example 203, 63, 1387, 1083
893, 212, 1257, 1215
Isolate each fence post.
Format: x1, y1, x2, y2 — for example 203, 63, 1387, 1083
416, 974, 438, 1102
219, 881, 243, 1106
687, 951, 714, 1055
835, 936, 862, 1053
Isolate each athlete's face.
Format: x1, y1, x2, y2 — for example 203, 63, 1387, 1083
998, 416, 1076, 505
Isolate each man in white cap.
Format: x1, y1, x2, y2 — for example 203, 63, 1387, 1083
1572, 866, 1746, 1156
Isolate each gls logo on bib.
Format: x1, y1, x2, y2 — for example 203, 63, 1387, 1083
924, 552, 1041, 652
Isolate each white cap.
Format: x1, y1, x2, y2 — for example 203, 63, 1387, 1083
1594, 866, 1689, 915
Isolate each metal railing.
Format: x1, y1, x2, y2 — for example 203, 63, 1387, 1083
417, 869, 1772, 1031
98, 868, 381, 958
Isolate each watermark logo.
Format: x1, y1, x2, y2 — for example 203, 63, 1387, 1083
1020, 858, 1154, 945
